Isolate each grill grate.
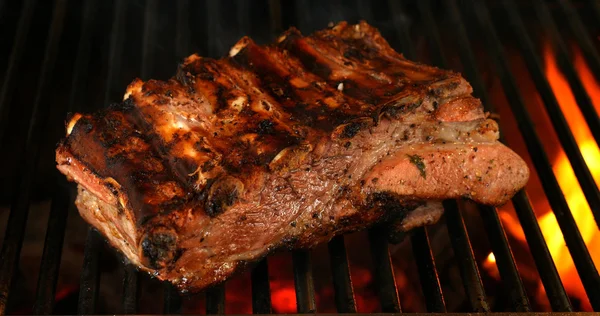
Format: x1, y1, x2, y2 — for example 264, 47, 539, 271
0, 0, 599, 314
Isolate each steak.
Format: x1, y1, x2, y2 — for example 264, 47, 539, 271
55, 21, 529, 292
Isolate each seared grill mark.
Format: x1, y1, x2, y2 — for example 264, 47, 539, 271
230, 42, 326, 131
278, 30, 333, 79
311, 23, 464, 102
66, 108, 189, 223
279, 29, 429, 112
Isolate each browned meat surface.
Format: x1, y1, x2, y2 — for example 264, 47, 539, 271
55, 21, 529, 292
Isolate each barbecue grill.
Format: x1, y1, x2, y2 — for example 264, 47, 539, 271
1, 0, 599, 314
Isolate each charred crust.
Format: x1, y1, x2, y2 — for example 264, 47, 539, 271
366, 192, 421, 224
343, 47, 365, 60
387, 228, 409, 244
82, 118, 94, 133
201, 160, 215, 172
215, 85, 228, 112
204, 176, 243, 217
198, 72, 215, 81
176, 68, 194, 87
141, 230, 177, 269
197, 64, 215, 81
156, 197, 188, 216
257, 119, 276, 135
381, 100, 422, 118
340, 121, 363, 138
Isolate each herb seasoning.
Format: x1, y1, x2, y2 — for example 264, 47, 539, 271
407, 154, 426, 179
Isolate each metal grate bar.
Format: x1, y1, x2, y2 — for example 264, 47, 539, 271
120, 0, 161, 310
328, 236, 357, 313
390, 3, 447, 311
592, 0, 600, 26
175, 0, 190, 59
292, 250, 317, 313
512, 190, 573, 311
78, 229, 102, 314
163, 284, 182, 314
292, 0, 311, 35
0, 1, 67, 314
448, 2, 571, 311
119, 0, 158, 311
33, 185, 73, 315
411, 227, 447, 313
0, 0, 35, 144
268, 0, 283, 35
236, 0, 250, 38
32, 0, 98, 313
444, 2, 531, 310
502, 0, 600, 264
205, 0, 220, 57
102, 0, 128, 106
78, 1, 129, 312
443, 200, 489, 312
532, 0, 600, 148
417, 2, 491, 312
416, 0, 448, 67
387, 0, 416, 60
121, 265, 139, 314
556, 0, 600, 85
368, 229, 402, 313
467, 0, 600, 310
251, 259, 272, 314
375, 3, 424, 313
479, 205, 531, 311
141, 0, 159, 79
355, 0, 373, 25
206, 284, 226, 314
161, 2, 189, 313
67, 0, 101, 114
445, 0, 491, 108
232, 3, 276, 311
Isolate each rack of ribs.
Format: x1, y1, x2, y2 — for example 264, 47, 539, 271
56, 21, 529, 292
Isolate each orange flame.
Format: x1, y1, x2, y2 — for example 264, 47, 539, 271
540, 43, 600, 311
486, 43, 600, 311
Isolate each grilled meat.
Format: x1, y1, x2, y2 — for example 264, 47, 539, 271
56, 21, 529, 292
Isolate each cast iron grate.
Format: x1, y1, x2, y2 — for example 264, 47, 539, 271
0, 0, 599, 314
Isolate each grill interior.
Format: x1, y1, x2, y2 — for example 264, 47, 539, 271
1, 0, 600, 314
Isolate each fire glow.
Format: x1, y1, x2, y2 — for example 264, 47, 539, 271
485, 44, 600, 311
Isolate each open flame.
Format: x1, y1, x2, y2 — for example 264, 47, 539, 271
485, 43, 600, 311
